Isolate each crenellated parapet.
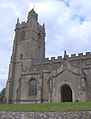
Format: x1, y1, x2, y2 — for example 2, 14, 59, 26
15, 20, 27, 30
42, 51, 91, 70
71, 52, 91, 58
44, 56, 63, 63
44, 52, 91, 63
20, 51, 91, 75
20, 21, 27, 28
38, 23, 45, 33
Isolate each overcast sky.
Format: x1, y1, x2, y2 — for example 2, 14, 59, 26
0, 0, 91, 91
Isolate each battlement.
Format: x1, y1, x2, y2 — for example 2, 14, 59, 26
15, 20, 27, 29
44, 52, 91, 63
19, 21, 27, 29
20, 21, 27, 28
71, 52, 91, 57
38, 23, 45, 33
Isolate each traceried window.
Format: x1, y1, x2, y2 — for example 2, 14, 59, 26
28, 78, 37, 96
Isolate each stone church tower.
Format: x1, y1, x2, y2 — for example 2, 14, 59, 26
5, 9, 91, 104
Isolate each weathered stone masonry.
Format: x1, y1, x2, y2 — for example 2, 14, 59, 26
5, 8, 91, 104
0, 111, 91, 119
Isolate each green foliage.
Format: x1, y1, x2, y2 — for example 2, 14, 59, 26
0, 88, 6, 96
0, 88, 6, 103
0, 102, 91, 112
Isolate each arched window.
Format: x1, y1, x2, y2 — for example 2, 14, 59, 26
28, 78, 37, 96
19, 31, 25, 41
20, 53, 23, 60
37, 33, 41, 45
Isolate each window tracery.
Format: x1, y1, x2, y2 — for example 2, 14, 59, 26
28, 78, 37, 96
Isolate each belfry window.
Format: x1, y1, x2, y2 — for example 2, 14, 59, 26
20, 53, 23, 60
20, 31, 25, 41
37, 33, 41, 45
29, 78, 37, 96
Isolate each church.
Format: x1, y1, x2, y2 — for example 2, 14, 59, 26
5, 9, 91, 104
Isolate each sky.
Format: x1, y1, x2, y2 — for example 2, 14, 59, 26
0, 0, 91, 91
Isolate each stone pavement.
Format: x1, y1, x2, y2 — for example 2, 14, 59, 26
0, 111, 91, 119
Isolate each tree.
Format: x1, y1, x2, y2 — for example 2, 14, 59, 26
0, 88, 6, 103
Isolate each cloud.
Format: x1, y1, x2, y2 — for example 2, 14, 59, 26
0, 3, 20, 15
26, 0, 91, 56
27, 0, 91, 58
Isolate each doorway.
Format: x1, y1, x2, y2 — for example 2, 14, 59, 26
61, 84, 72, 102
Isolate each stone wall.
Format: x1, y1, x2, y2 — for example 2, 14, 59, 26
0, 111, 91, 119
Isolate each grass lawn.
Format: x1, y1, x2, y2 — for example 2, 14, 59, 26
0, 102, 91, 112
